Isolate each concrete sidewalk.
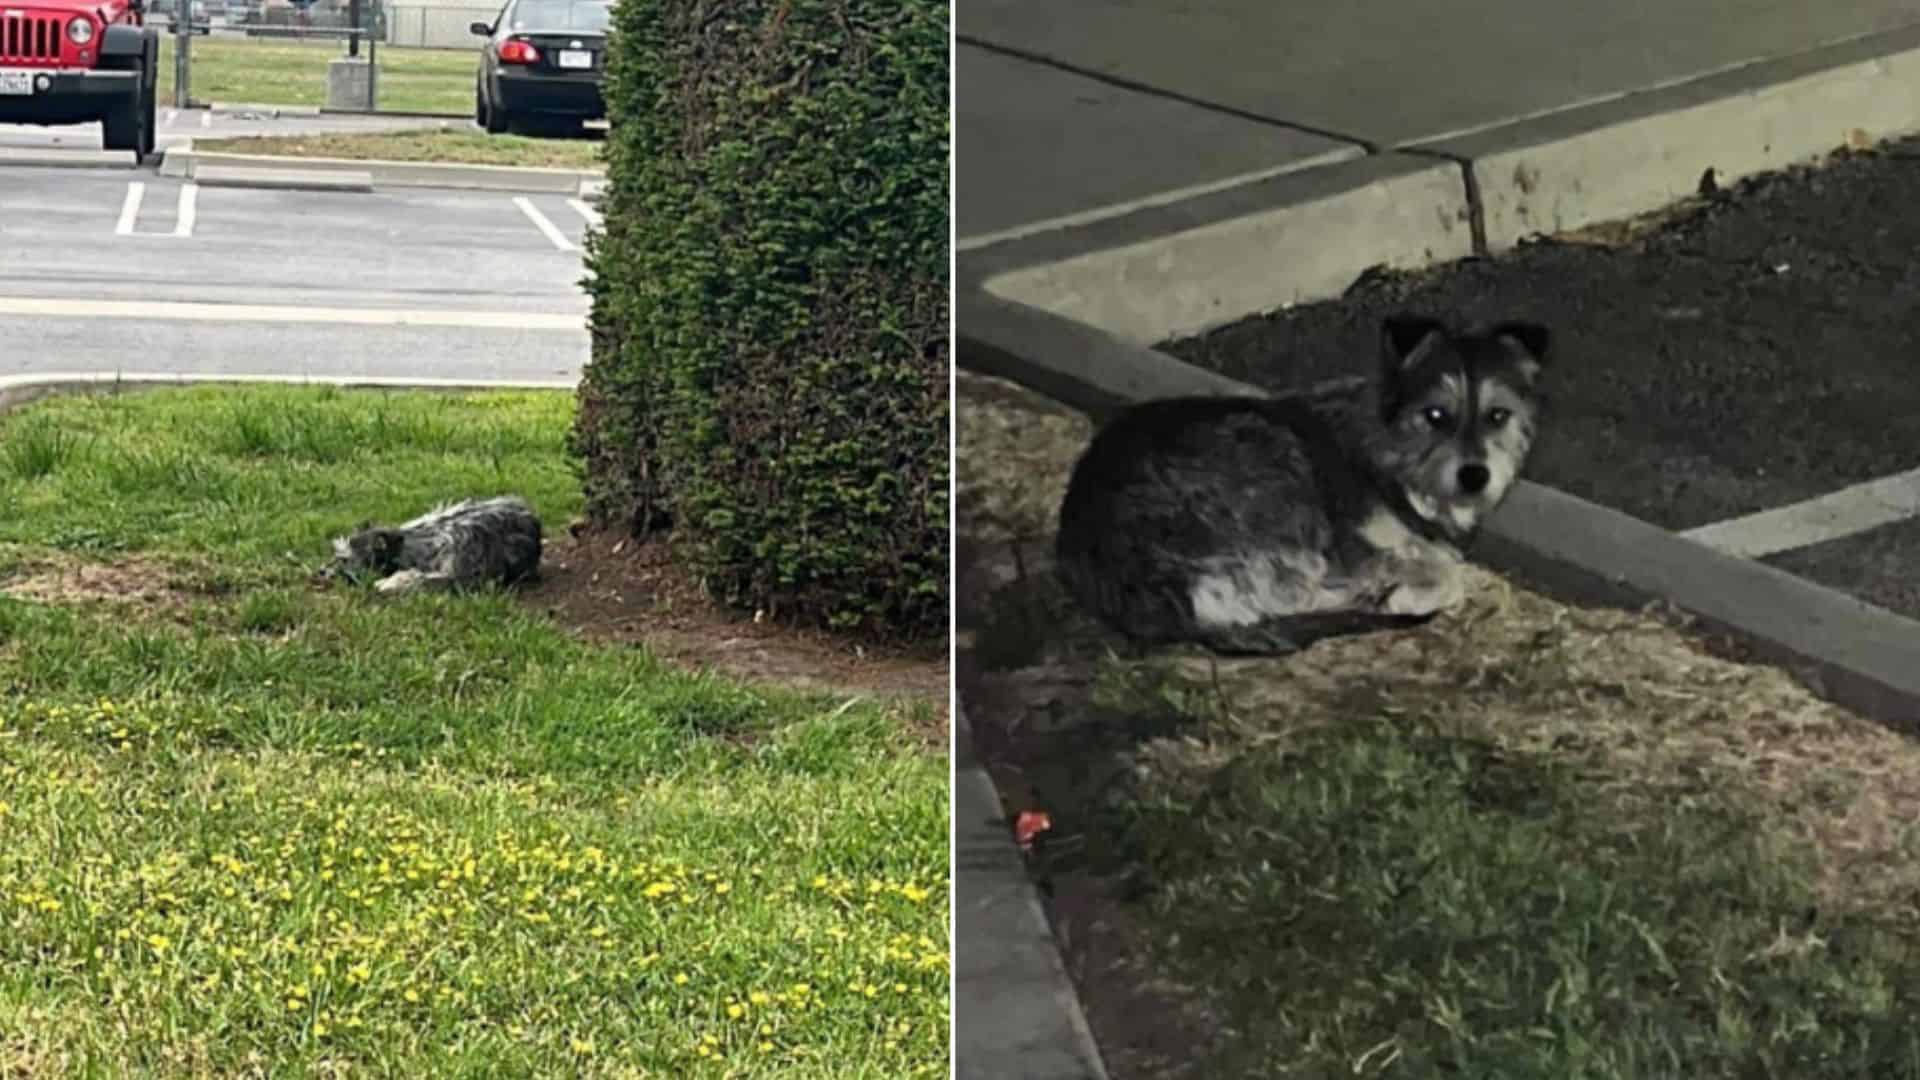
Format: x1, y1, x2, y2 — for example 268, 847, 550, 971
959, 1, 1920, 345
960, 0, 1920, 244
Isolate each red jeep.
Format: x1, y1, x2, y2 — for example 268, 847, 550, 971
0, 0, 158, 157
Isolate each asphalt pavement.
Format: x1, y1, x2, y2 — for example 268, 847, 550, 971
0, 164, 591, 384
0, 107, 450, 155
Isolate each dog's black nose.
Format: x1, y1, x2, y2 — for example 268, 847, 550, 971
1458, 464, 1491, 494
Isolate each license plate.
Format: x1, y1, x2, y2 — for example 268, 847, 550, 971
557, 50, 592, 70
0, 70, 34, 97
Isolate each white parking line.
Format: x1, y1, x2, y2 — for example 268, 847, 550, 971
200, 111, 211, 129
567, 197, 601, 229
0, 295, 586, 331
1681, 466, 1920, 558
514, 196, 576, 252
115, 181, 145, 236
174, 183, 198, 238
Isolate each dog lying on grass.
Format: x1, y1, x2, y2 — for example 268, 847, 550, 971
1055, 313, 1550, 656
320, 496, 543, 595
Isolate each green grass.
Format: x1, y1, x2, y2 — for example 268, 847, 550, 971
157, 37, 476, 113
1077, 665, 1920, 1078
0, 387, 948, 1077
195, 128, 604, 169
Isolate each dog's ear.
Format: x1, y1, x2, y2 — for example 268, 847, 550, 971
1488, 320, 1550, 382
1380, 314, 1448, 373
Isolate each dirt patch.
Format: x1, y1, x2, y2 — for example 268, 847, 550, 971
0, 552, 200, 615
956, 369, 1920, 1077
522, 527, 948, 740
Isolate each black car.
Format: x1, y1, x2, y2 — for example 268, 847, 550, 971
471, 0, 609, 136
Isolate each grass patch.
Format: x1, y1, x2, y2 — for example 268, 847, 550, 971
0, 387, 948, 1076
1089, 684, 1920, 1076
195, 127, 604, 169
157, 38, 475, 113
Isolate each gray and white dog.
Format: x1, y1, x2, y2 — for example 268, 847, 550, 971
321, 495, 544, 595
1054, 314, 1549, 655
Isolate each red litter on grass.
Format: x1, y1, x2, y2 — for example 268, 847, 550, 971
1014, 810, 1052, 851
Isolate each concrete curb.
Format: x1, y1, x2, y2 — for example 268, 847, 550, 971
0, 147, 140, 170
157, 146, 604, 196
964, 23, 1920, 347
955, 286, 1920, 732
0, 371, 576, 416
970, 152, 1472, 346
206, 102, 324, 117
954, 702, 1111, 1080
1424, 22, 1920, 253
192, 164, 374, 192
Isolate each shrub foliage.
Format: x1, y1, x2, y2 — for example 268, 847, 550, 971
573, 0, 949, 638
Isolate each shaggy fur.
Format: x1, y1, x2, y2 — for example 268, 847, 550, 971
321, 496, 544, 595
1055, 314, 1550, 655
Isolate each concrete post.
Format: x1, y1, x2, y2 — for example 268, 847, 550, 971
325, 57, 375, 111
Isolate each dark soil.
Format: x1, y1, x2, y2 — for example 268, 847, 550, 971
523, 527, 949, 744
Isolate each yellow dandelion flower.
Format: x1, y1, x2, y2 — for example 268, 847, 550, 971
673, 973, 690, 986
570, 1038, 594, 1055
145, 934, 170, 953
404, 989, 421, 1003
749, 991, 770, 1006
727, 1004, 745, 1020
901, 885, 931, 903
312, 1023, 329, 1038
759, 1041, 774, 1053
714, 882, 732, 895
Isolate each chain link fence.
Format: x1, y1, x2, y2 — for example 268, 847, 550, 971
158, 0, 486, 114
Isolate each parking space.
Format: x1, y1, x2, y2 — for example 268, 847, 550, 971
0, 161, 591, 383
0, 165, 596, 271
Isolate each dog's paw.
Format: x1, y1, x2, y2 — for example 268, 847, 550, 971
1382, 570, 1465, 617
374, 570, 426, 595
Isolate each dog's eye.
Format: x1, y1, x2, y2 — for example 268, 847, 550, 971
1485, 407, 1512, 427
1421, 406, 1452, 428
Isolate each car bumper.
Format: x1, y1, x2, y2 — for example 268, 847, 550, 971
495, 73, 603, 119
0, 69, 139, 124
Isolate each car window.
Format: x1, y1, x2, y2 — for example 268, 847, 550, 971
508, 0, 609, 33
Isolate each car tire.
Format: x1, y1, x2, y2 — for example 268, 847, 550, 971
139, 45, 158, 158
101, 63, 150, 157
480, 79, 510, 134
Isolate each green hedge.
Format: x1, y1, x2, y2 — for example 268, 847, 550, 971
571, 0, 949, 639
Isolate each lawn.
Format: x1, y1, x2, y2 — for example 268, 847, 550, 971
0, 387, 949, 1077
194, 128, 605, 170
958, 370, 1920, 1079
157, 37, 476, 114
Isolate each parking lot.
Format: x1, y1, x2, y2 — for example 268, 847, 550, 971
0, 161, 591, 384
